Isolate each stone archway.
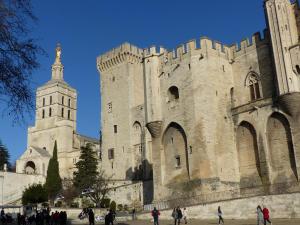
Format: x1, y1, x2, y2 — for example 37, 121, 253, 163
267, 112, 297, 182
237, 121, 262, 187
162, 122, 189, 185
25, 161, 36, 174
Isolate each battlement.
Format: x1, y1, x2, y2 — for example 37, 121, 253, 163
97, 30, 270, 72
158, 30, 270, 64
97, 42, 143, 72
231, 30, 270, 57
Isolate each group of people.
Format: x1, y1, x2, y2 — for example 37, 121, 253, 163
171, 207, 188, 225
79, 208, 116, 225
150, 205, 273, 225
0, 208, 68, 225
256, 205, 272, 225
1, 209, 13, 224
17, 209, 67, 225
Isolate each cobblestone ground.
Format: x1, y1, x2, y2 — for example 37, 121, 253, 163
72, 218, 300, 225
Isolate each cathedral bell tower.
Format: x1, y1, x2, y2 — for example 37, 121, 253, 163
34, 44, 77, 130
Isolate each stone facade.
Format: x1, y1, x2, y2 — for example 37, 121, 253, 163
97, 0, 300, 206
16, 45, 100, 179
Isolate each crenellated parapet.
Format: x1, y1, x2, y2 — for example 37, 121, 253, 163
230, 30, 270, 58
97, 31, 271, 73
97, 42, 143, 72
144, 31, 270, 66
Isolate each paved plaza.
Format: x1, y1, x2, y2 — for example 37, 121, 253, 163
71, 218, 300, 225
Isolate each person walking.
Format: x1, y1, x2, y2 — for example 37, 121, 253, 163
172, 208, 178, 225
262, 206, 272, 225
151, 207, 160, 225
217, 206, 224, 225
256, 205, 264, 225
182, 207, 188, 224
177, 207, 183, 225
132, 208, 136, 220
88, 209, 95, 225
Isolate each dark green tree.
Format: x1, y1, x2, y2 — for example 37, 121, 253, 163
0, 139, 10, 170
22, 183, 47, 205
73, 143, 98, 191
45, 141, 62, 203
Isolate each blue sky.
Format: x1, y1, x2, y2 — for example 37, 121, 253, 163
0, 0, 267, 163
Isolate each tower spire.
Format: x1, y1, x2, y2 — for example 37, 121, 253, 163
51, 43, 64, 80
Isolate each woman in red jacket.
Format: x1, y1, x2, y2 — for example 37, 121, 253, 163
262, 206, 272, 225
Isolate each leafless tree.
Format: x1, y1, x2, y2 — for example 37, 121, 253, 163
0, 0, 44, 122
87, 170, 111, 207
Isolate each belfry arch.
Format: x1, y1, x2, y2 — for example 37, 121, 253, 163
162, 122, 189, 185
236, 121, 262, 187
267, 112, 297, 181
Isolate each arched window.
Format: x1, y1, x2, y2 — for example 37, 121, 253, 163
68, 110, 70, 119
61, 108, 64, 117
50, 96, 52, 104
42, 109, 45, 119
68, 99, 71, 107
62, 96, 64, 105
43, 98, 45, 107
168, 86, 179, 101
245, 72, 261, 101
49, 107, 52, 117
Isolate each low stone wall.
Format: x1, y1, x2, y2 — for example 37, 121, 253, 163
0, 171, 45, 205
106, 180, 143, 206
139, 193, 300, 220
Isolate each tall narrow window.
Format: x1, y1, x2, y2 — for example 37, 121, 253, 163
62, 96, 64, 105
68, 99, 71, 107
114, 125, 117, 133
68, 110, 70, 119
50, 96, 52, 104
175, 155, 181, 167
42, 109, 45, 119
49, 107, 52, 117
43, 98, 45, 106
61, 108, 64, 117
108, 148, 114, 160
246, 72, 261, 101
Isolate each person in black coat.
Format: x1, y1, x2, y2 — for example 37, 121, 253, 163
88, 209, 95, 225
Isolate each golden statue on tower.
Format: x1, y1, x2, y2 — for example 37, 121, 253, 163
55, 43, 62, 63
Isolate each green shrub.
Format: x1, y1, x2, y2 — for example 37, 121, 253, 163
110, 201, 116, 211
22, 184, 47, 205
100, 198, 110, 208
117, 204, 123, 211
54, 201, 62, 207
124, 204, 129, 211
70, 202, 79, 208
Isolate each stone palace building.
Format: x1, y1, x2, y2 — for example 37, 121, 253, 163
97, 0, 300, 206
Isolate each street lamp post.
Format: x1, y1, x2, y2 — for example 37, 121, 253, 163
0, 173, 4, 206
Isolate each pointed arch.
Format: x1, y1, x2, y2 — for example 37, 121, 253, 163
132, 121, 143, 180
162, 122, 189, 184
236, 121, 262, 187
267, 112, 297, 181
